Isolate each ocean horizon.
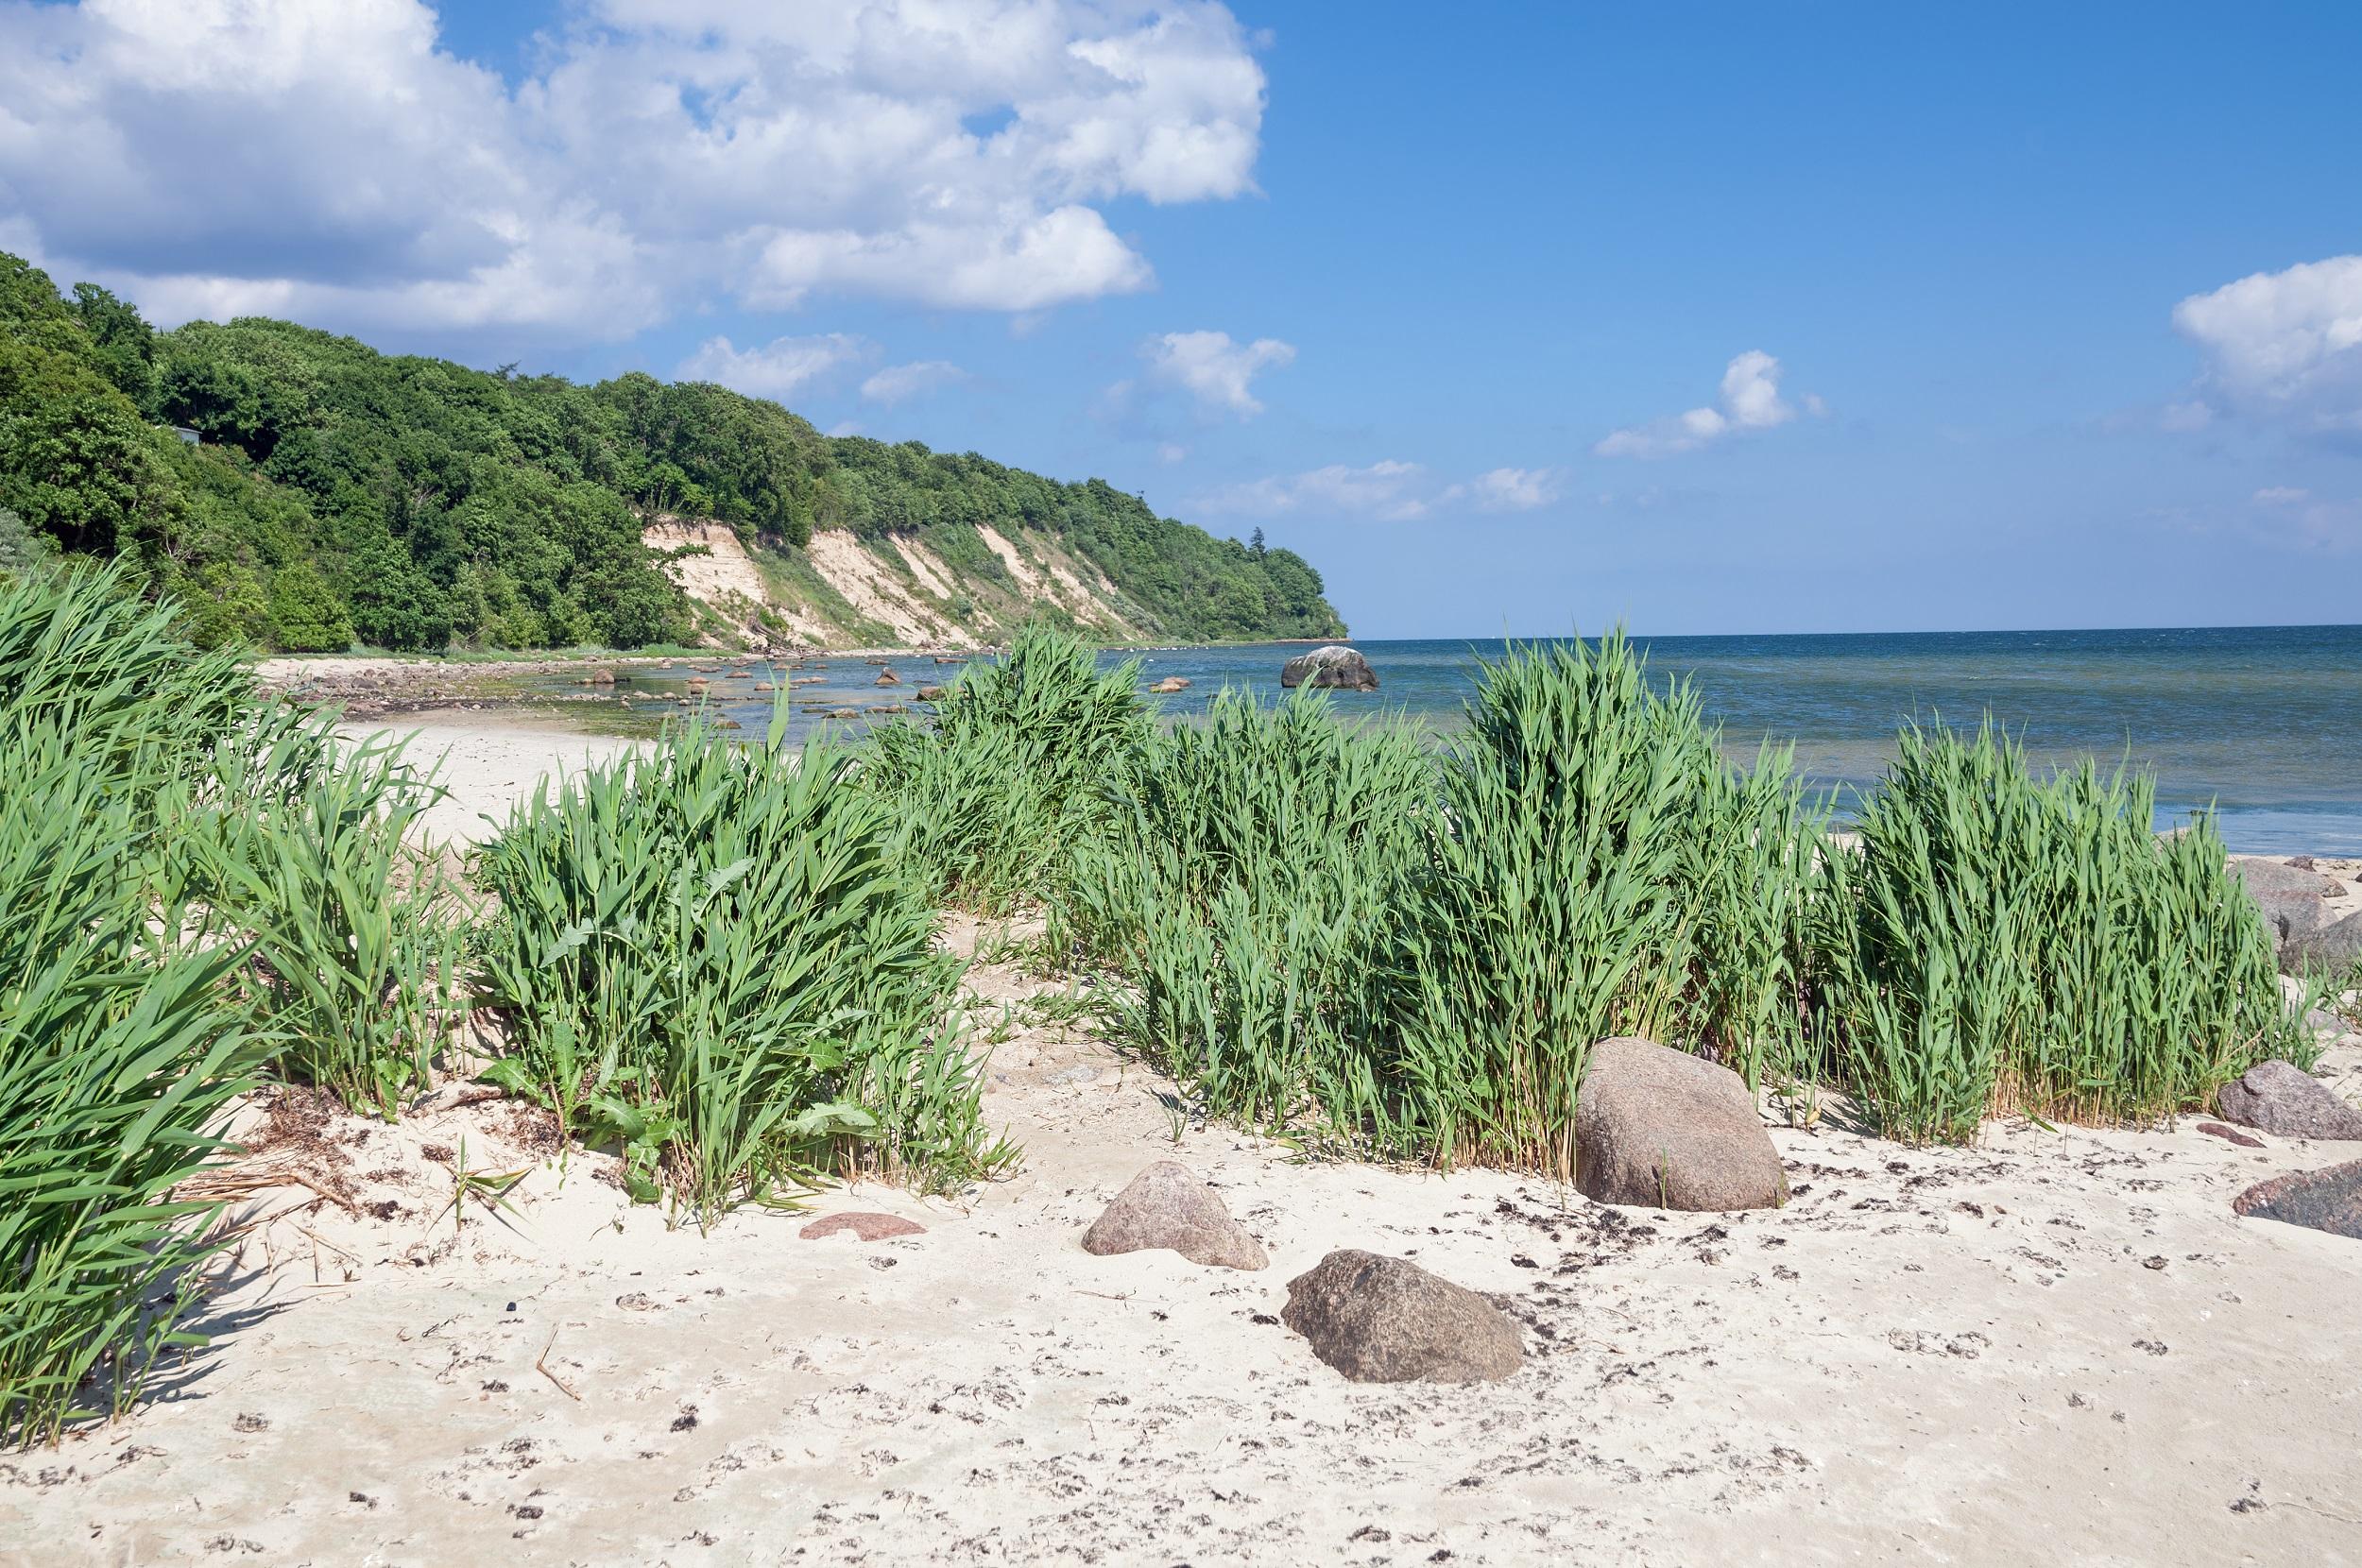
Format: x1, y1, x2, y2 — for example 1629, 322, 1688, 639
578, 621, 2362, 856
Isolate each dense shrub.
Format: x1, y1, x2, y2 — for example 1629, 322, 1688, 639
1814, 723, 2306, 1142
471, 713, 1008, 1225
863, 622, 1152, 912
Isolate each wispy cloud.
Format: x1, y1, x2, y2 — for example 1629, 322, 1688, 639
2249, 485, 2361, 550
1196, 460, 1432, 520
1126, 329, 1297, 418
676, 333, 870, 399
1596, 350, 1821, 458
861, 360, 967, 405
1195, 460, 1565, 520
1441, 467, 1564, 512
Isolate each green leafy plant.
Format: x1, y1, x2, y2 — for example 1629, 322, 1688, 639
471, 706, 1008, 1226
1813, 722, 2305, 1142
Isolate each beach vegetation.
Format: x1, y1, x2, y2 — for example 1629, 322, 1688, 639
1814, 722, 2314, 1142
470, 707, 1007, 1227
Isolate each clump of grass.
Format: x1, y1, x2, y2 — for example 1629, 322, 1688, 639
1069, 641, 1825, 1172
862, 622, 1150, 912
0, 570, 264, 1445
0, 566, 469, 1442
1387, 635, 1824, 1172
1066, 687, 1432, 1139
471, 707, 1008, 1227
182, 718, 462, 1117
1814, 721, 2305, 1142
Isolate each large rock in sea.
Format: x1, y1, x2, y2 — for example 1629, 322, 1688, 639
1278, 645, 1378, 692
2214, 1059, 2362, 1140
1280, 1249, 1523, 1384
1576, 1036, 1788, 1211
1081, 1161, 1267, 1270
2234, 1159, 2362, 1241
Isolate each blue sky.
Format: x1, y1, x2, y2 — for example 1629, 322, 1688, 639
5, 2, 2358, 636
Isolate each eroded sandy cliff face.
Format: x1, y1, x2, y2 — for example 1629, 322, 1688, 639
643, 517, 1150, 649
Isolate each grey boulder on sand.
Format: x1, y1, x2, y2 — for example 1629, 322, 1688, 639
2234, 1158, 2362, 1240
2228, 856, 2362, 971
2284, 908, 2362, 976
2214, 1059, 2362, 1141
1081, 1161, 1267, 1270
1577, 1035, 1789, 1211
1280, 1249, 1523, 1384
1278, 644, 1378, 691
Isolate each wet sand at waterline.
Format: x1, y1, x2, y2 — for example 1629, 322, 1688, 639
6, 713, 2360, 1566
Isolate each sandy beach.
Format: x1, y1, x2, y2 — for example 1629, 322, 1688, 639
5, 711, 2360, 1567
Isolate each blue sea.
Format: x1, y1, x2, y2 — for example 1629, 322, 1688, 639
568, 625, 2362, 855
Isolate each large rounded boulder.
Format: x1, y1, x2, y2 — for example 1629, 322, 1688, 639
1576, 1035, 1789, 1211
1081, 1161, 1267, 1270
1278, 645, 1378, 692
1280, 1249, 1523, 1384
2215, 1059, 2362, 1141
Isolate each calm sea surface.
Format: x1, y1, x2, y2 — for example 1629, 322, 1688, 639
557, 625, 2362, 855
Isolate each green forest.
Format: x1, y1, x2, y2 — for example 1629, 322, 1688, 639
0, 252, 1344, 653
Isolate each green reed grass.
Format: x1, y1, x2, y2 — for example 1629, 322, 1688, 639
0, 565, 464, 1442
0, 570, 259, 1445
1066, 687, 1432, 1139
1815, 722, 2305, 1142
1387, 635, 1825, 1172
862, 622, 1151, 912
471, 707, 1007, 1226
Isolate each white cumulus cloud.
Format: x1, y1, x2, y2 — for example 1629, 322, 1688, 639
1596, 349, 1815, 458
0, 0, 1269, 339
676, 333, 870, 399
1140, 329, 1296, 416
2172, 254, 2362, 439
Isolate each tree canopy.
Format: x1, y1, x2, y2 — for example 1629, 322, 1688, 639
0, 252, 1344, 651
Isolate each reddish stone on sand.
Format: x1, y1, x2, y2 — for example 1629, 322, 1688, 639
799, 1212, 926, 1241
2198, 1121, 2266, 1149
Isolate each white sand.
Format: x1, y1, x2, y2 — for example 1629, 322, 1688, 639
346, 709, 639, 850
6, 720, 2361, 1565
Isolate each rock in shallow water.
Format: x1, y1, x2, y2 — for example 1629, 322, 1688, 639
1281, 1250, 1523, 1383
1278, 645, 1378, 691
2234, 1160, 2362, 1240
2214, 1059, 2362, 1141
1081, 1161, 1266, 1270
1576, 1035, 1789, 1211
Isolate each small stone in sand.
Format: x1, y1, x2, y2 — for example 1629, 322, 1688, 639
1081, 1160, 1267, 1270
800, 1212, 926, 1241
2198, 1121, 2266, 1149
1281, 1249, 1523, 1384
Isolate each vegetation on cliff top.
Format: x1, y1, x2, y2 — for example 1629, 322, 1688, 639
0, 251, 1344, 653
